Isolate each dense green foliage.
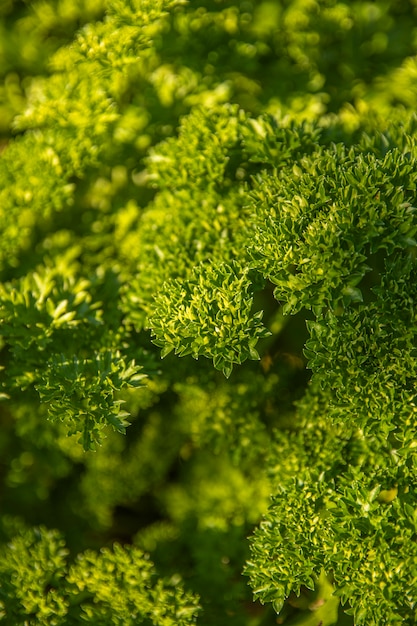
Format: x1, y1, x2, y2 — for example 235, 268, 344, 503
0, 524, 199, 625
1, 1, 417, 624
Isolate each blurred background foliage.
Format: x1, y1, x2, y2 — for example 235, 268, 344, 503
1, 1, 417, 624
2, 0, 417, 139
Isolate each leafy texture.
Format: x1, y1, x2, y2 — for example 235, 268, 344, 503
245, 384, 417, 625
150, 261, 270, 376
0, 526, 199, 625
1, 1, 417, 625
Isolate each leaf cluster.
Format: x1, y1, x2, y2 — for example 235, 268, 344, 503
0, 526, 199, 625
